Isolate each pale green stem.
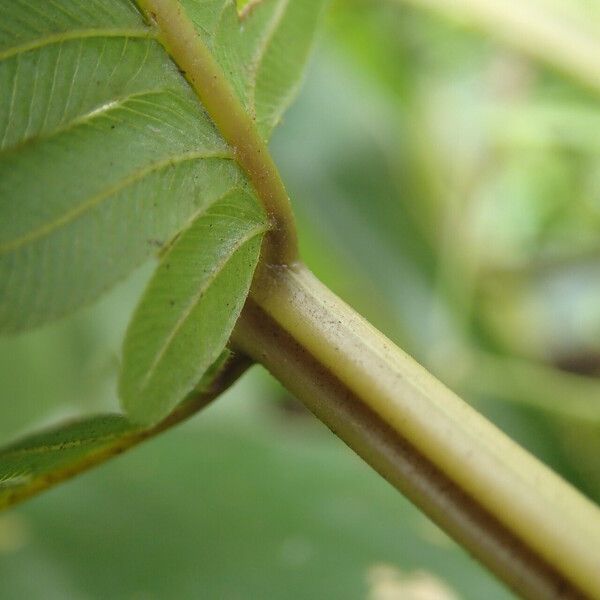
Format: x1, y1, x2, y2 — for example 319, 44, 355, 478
234, 263, 600, 600
395, 0, 600, 94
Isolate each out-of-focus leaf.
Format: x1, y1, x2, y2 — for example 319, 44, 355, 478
0, 351, 246, 509
120, 190, 266, 425
0, 0, 326, 333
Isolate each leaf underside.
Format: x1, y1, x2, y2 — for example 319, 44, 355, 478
0, 0, 326, 505
120, 189, 266, 424
0, 0, 325, 333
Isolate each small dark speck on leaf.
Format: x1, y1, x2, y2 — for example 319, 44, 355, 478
169, 299, 175, 307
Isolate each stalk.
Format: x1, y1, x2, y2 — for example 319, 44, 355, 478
136, 0, 298, 265
233, 262, 600, 600
396, 0, 600, 95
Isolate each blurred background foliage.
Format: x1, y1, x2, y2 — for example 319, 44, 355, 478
2, 0, 600, 597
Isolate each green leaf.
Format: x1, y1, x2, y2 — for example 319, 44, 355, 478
120, 190, 266, 424
0, 350, 245, 509
0, 415, 137, 509
0, 0, 326, 333
182, 0, 328, 137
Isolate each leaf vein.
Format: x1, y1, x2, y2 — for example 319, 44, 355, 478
0, 28, 156, 62
0, 432, 130, 460
139, 207, 266, 390
0, 151, 234, 255
0, 88, 178, 158
0, 55, 19, 148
